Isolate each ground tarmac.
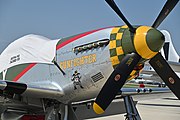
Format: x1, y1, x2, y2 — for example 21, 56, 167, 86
75, 92, 180, 120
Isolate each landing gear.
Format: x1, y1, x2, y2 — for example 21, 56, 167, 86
45, 103, 78, 120
123, 95, 141, 120
45, 106, 61, 120
60, 104, 78, 120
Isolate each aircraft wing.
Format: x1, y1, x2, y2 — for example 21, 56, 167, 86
72, 85, 170, 106
140, 61, 180, 82
0, 80, 64, 98
120, 87, 169, 95
167, 61, 180, 72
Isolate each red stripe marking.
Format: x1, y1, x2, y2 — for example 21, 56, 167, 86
56, 28, 108, 50
13, 63, 36, 82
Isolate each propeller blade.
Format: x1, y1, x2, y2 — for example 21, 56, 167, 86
152, 0, 179, 28
105, 0, 135, 33
149, 53, 180, 99
93, 53, 141, 114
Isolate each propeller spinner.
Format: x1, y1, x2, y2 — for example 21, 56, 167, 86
93, 0, 179, 114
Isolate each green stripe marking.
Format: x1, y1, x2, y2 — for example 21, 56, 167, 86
5, 64, 30, 81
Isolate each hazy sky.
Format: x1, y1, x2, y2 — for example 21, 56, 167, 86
0, 0, 179, 54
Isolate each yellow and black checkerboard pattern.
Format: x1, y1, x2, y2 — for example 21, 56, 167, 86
109, 26, 128, 68
109, 26, 144, 80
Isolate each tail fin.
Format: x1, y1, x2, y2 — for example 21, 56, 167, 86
160, 30, 180, 63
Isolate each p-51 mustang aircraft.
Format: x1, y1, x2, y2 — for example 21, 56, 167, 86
0, 0, 180, 120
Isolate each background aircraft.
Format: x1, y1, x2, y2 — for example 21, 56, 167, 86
140, 29, 180, 83
0, 0, 179, 120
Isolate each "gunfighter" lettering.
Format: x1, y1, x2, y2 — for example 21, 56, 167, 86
60, 54, 96, 69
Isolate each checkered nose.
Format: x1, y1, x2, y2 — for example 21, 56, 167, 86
109, 26, 128, 68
